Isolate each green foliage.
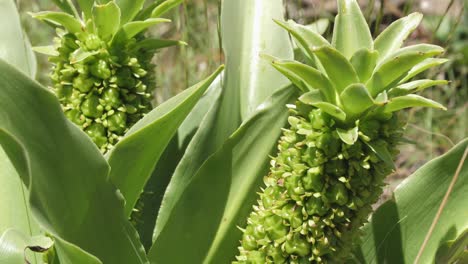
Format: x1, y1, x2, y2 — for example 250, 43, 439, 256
356, 139, 468, 263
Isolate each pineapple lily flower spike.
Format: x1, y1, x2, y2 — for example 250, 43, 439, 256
32, 0, 184, 153
235, 0, 447, 263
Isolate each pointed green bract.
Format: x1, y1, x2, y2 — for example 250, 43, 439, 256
92, 2, 120, 41
271, 59, 335, 103
374, 12, 423, 62
350, 48, 379, 82
34, 0, 181, 153
236, 0, 446, 262
313, 46, 359, 93
332, 0, 373, 59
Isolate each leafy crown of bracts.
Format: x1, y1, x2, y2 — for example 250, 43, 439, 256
32, 0, 184, 153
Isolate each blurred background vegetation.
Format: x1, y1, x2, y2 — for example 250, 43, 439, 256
17, 0, 467, 200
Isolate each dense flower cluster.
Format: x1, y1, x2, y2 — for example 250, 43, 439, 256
236, 106, 403, 263
50, 31, 155, 152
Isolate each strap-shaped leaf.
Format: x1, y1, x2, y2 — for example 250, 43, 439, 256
367, 44, 444, 96
299, 91, 347, 121
76, 0, 93, 21
0, 59, 148, 263
305, 18, 329, 35
388, 79, 448, 97
313, 46, 360, 93
149, 86, 297, 263
115, 0, 145, 25
274, 19, 330, 59
399, 58, 449, 83
350, 48, 379, 82
1, 0, 37, 77
383, 94, 446, 113
107, 66, 223, 216
337, 126, 359, 145
92, 2, 120, 41
131, 38, 186, 52
340, 83, 374, 117
151, 0, 183, 18
50, 0, 76, 16
270, 58, 336, 103
374, 12, 423, 62
0, 229, 53, 264
356, 139, 468, 263
332, 0, 373, 59
112, 18, 170, 45
31, 11, 82, 34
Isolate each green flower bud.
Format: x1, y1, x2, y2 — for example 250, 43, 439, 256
65, 109, 84, 125
102, 88, 122, 108
305, 195, 327, 216
81, 95, 103, 118
284, 234, 310, 256
327, 183, 348, 206
85, 123, 107, 147
302, 167, 324, 191
108, 111, 127, 133
72, 74, 94, 93
90, 60, 111, 79
85, 34, 101, 50
264, 215, 287, 240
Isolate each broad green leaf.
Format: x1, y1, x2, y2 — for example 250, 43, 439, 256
31, 11, 82, 34
53, 238, 102, 264
367, 44, 445, 96
337, 126, 359, 145
299, 91, 347, 121
435, 229, 468, 264
76, 0, 93, 21
149, 86, 297, 263
150, 0, 183, 18
388, 79, 448, 97
399, 58, 449, 83
107, 66, 223, 216
332, 0, 373, 59
0, 146, 39, 236
350, 48, 379, 82
313, 46, 360, 93
112, 18, 170, 44
92, 1, 120, 41
274, 19, 329, 62
115, 0, 145, 24
177, 74, 223, 148
154, 0, 293, 247
269, 58, 335, 103
0, 229, 53, 264
223, 0, 293, 119
0, 0, 37, 77
340, 83, 374, 117
305, 18, 329, 35
50, 0, 76, 16
0, 60, 147, 263
374, 12, 423, 62
356, 139, 468, 263
383, 94, 446, 113
131, 38, 186, 52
